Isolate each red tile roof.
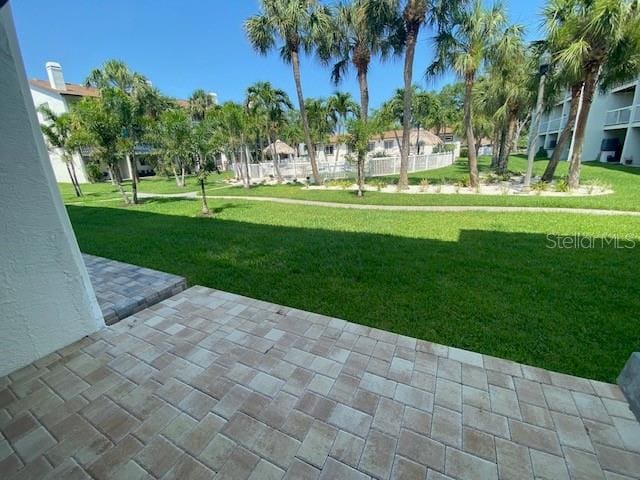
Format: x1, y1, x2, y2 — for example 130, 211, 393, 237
29, 79, 99, 97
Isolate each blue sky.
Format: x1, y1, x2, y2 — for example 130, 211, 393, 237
13, 0, 545, 109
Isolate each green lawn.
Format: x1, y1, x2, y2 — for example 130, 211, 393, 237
66, 196, 640, 382
206, 156, 640, 212
59, 171, 234, 204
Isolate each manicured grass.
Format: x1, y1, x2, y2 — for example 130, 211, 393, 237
59, 171, 233, 203
67, 197, 640, 382
208, 156, 640, 211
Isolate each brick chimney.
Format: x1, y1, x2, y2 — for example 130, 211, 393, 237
45, 61, 66, 91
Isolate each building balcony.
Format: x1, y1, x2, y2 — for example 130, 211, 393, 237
634, 105, 640, 123
605, 106, 633, 127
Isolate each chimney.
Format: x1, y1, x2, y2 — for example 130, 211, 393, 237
45, 61, 66, 91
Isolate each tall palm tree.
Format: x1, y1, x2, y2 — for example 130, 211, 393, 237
329, 0, 400, 196
542, 0, 640, 188
397, 0, 462, 189
38, 105, 83, 196
86, 60, 158, 203
327, 91, 359, 167
428, 0, 506, 188
189, 89, 216, 122
488, 24, 534, 173
219, 102, 252, 188
246, 82, 294, 181
245, 0, 332, 184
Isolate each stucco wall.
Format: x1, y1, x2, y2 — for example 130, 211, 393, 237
0, 3, 104, 376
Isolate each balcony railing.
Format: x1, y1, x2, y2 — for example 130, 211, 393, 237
538, 120, 549, 133
605, 106, 632, 126
634, 105, 640, 123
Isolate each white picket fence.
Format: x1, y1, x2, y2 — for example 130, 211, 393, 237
237, 151, 456, 181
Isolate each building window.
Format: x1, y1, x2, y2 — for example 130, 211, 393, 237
384, 139, 395, 150
324, 145, 334, 155
367, 142, 375, 152
442, 134, 454, 142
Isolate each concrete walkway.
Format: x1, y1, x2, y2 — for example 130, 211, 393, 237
1, 285, 638, 479
137, 192, 640, 216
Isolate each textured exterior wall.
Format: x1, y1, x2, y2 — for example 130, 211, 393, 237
0, 2, 104, 376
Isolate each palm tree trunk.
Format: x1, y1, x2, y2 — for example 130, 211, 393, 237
109, 165, 131, 204
200, 178, 209, 214
463, 73, 479, 188
491, 128, 501, 169
126, 153, 138, 204
241, 136, 251, 189
513, 114, 530, 154
356, 66, 369, 197
181, 165, 186, 187
416, 123, 421, 155
66, 163, 81, 197
498, 114, 517, 173
399, 23, 418, 189
541, 84, 582, 182
291, 49, 320, 184
269, 133, 283, 182
568, 67, 599, 189
68, 156, 83, 196
172, 165, 181, 186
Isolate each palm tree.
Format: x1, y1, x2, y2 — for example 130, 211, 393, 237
151, 109, 193, 187
219, 102, 252, 188
191, 110, 223, 214
245, 0, 332, 184
71, 90, 132, 204
246, 82, 294, 182
38, 105, 83, 196
86, 60, 158, 203
428, 0, 506, 188
327, 91, 358, 168
542, 0, 640, 188
329, 0, 400, 196
189, 89, 216, 122
397, 0, 462, 189
488, 25, 534, 173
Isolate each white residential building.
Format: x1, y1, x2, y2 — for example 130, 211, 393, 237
535, 79, 640, 165
296, 128, 457, 163
29, 62, 156, 183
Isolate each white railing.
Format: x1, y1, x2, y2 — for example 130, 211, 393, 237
634, 105, 640, 123
239, 152, 456, 182
548, 117, 561, 132
605, 106, 633, 126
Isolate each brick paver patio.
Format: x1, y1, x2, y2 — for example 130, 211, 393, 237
83, 254, 187, 325
1, 285, 639, 479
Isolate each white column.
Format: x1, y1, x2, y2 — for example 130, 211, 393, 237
0, 2, 104, 376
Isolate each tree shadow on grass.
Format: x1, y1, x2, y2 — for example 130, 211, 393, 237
67, 204, 640, 382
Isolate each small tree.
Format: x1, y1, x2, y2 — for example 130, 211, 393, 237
71, 90, 132, 204
38, 105, 83, 196
151, 109, 193, 187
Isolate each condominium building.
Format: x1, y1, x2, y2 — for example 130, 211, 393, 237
535, 79, 640, 165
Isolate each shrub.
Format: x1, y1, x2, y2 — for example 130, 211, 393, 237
325, 179, 353, 190
460, 147, 469, 158
555, 177, 570, 192
531, 180, 548, 194
85, 162, 104, 183
369, 179, 387, 191
456, 176, 470, 188
535, 146, 548, 159
419, 179, 429, 192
